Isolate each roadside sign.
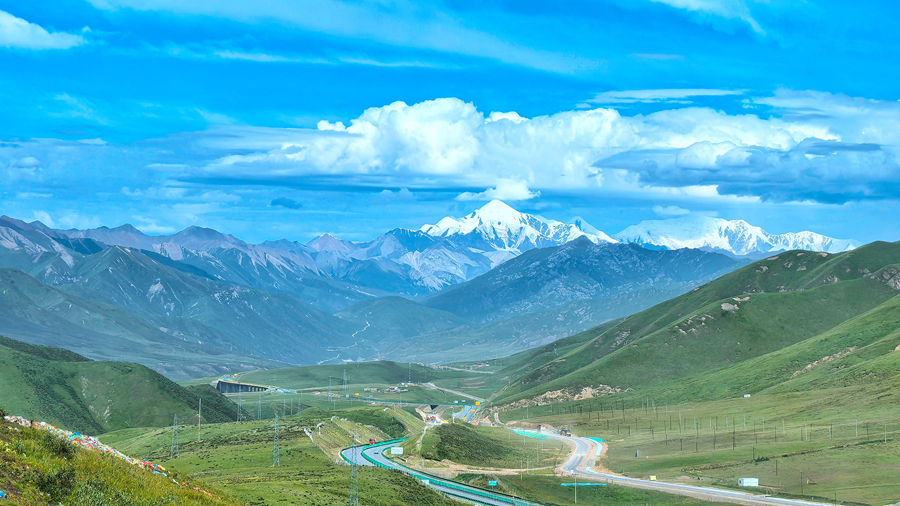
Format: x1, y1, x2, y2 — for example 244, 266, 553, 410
390, 447, 403, 455
488, 481, 498, 487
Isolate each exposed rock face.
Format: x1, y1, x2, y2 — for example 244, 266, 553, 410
497, 384, 625, 412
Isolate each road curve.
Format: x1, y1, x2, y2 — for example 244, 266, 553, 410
342, 440, 543, 506
528, 429, 834, 506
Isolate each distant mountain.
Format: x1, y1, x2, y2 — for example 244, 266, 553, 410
58, 222, 377, 313
0, 267, 287, 378
422, 237, 744, 322
615, 215, 858, 257
420, 200, 616, 254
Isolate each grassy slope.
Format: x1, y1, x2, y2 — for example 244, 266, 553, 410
99, 408, 460, 506
496, 243, 900, 404
0, 416, 238, 505
0, 336, 244, 434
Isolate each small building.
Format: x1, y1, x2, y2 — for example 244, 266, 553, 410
216, 380, 269, 394
743, 394, 751, 398
738, 478, 759, 487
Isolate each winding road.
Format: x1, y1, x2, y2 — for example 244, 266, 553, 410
527, 429, 834, 506
341, 441, 542, 506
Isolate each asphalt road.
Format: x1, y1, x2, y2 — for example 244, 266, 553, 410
423, 382, 486, 403
453, 404, 480, 422
341, 442, 542, 506
527, 429, 834, 506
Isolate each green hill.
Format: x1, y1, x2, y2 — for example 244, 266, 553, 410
494, 242, 900, 405
0, 415, 238, 505
0, 336, 246, 434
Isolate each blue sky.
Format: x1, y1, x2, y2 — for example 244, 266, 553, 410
1, 0, 899, 244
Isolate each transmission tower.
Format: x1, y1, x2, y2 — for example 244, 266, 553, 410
170, 413, 179, 458
258, 393, 262, 420
349, 430, 359, 506
237, 391, 242, 422
343, 369, 349, 393
272, 412, 280, 466
329, 377, 335, 410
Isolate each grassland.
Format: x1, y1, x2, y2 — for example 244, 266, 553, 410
0, 414, 239, 505
99, 407, 461, 506
497, 383, 900, 506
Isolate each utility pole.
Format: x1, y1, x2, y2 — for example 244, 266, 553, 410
237, 391, 242, 422
198, 398, 202, 442
349, 431, 359, 506
272, 412, 280, 467
258, 393, 262, 421
170, 413, 179, 458
343, 369, 349, 394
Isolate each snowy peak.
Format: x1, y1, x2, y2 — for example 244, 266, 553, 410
614, 215, 857, 256
419, 200, 616, 253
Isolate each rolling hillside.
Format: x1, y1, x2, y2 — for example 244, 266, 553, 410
494, 241, 900, 405
0, 336, 245, 434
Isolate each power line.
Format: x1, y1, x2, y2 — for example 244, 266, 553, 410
170, 413, 179, 458
272, 412, 280, 467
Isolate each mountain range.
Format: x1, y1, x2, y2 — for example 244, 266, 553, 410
0, 202, 860, 376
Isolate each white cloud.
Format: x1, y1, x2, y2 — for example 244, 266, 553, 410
0, 10, 86, 49
85, 0, 596, 74
586, 88, 743, 104
652, 205, 690, 217
649, 0, 764, 34
5, 90, 900, 207
456, 179, 539, 201
32, 211, 55, 227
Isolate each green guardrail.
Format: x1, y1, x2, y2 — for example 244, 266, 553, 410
352, 439, 544, 506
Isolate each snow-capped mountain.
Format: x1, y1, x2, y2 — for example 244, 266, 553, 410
614, 215, 858, 256
1, 202, 860, 312
420, 200, 616, 255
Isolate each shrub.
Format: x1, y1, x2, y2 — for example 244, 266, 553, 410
40, 431, 78, 459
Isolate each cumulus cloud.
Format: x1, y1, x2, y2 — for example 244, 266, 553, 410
456, 179, 540, 201
271, 197, 303, 209
5, 91, 900, 207
653, 205, 690, 217
0, 10, 87, 49
373, 188, 416, 204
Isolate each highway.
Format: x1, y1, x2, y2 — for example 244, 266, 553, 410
527, 429, 835, 506
341, 441, 543, 506
423, 382, 486, 403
